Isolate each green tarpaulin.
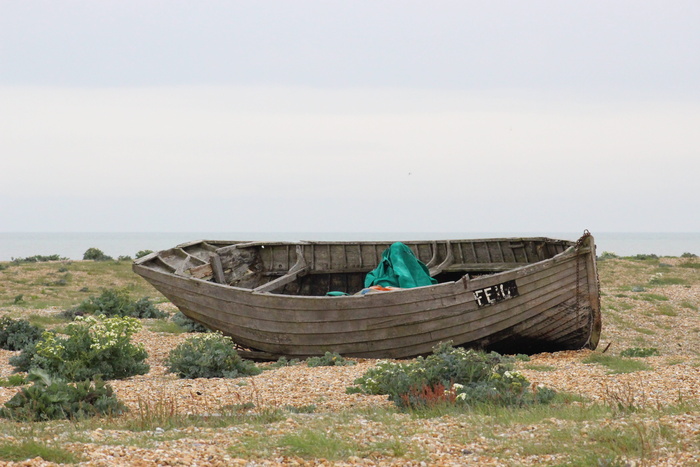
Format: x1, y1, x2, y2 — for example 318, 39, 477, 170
364, 242, 438, 289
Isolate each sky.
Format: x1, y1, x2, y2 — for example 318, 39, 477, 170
1, 0, 699, 233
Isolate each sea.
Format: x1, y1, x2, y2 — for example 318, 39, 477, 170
1, 232, 699, 261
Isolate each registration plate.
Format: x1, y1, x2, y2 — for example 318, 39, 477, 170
473, 280, 519, 307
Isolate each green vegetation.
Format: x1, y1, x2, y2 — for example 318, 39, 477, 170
11, 254, 68, 264
0, 316, 44, 351
267, 356, 300, 368
0, 439, 81, 464
171, 310, 210, 332
0, 369, 126, 421
144, 318, 186, 334
10, 316, 149, 381
597, 251, 619, 260
649, 275, 687, 286
627, 254, 659, 261
654, 304, 678, 317
0, 260, 162, 309
69, 287, 166, 319
135, 250, 154, 259
165, 332, 261, 379
523, 363, 557, 372
306, 351, 357, 367
638, 293, 668, 302
0, 374, 26, 387
82, 247, 113, 262
619, 347, 660, 358
348, 343, 556, 409
582, 353, 652, 374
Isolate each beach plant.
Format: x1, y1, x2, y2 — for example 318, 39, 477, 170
347, 342, 555, 409
0, 369, 126, 421
0, 374, 26, 387
171, 311, 210, 332
70, 288, 166, 319
11, 316, 149, 381
82, 247, 113, 262
135, 249, 154, 259
165, 332, 261, 379
10, 254, 67, 264
0, 317, 44, 351
306, 352, 356, 367
268, 356, 300, 368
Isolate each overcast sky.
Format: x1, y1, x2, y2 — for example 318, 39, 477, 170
1, 1, 698, 233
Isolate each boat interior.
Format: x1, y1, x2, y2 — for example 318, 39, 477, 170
141, 238, 574, 296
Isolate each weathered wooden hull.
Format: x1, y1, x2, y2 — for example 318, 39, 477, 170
133, 234, 601, 359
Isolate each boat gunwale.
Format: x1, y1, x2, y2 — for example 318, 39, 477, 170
133, 237, 579, 302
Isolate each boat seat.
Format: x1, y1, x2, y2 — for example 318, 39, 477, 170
253, 245, 309, 293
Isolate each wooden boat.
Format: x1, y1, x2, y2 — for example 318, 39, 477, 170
133, 232, 601, 359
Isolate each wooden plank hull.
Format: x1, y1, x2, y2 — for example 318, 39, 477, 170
133, 234, 601, 359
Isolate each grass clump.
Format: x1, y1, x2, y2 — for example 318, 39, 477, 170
10, 316, 149, 381
348, 342, 555, 409
638, 293, 668, 302
0, 369, 126, 421
654, 304, 678, 317
0, 316, 44, 351
523, 364, 556, 372
583, 353, 652, 374
0, 439, 81, 464
278, 428, 356, 460
306, 352, 356, 367
144, 319, 186, 334
0, 374, 26, 387
165, 332, 261, 379
70, 288, 166, 319
648, 274, 687, 286
620, 347, 660, 358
